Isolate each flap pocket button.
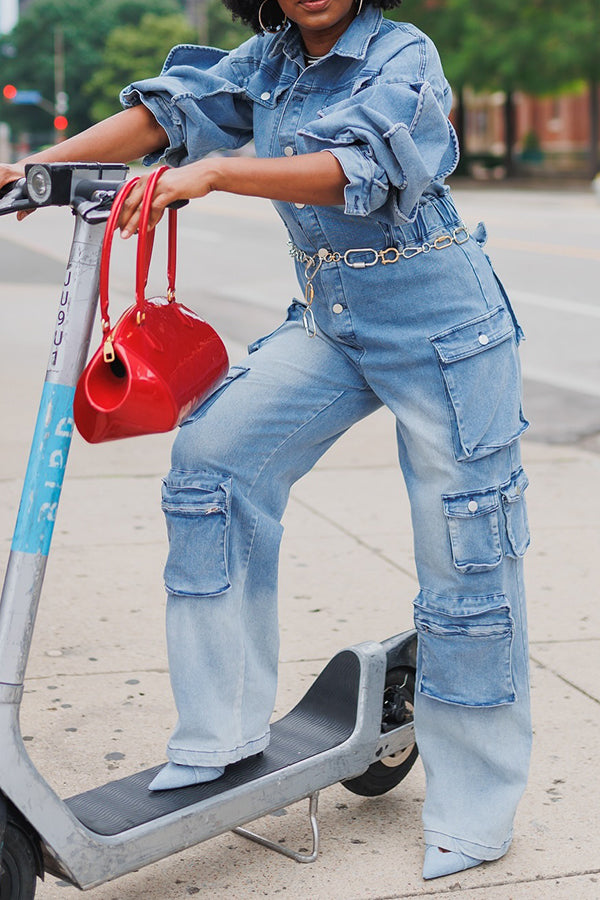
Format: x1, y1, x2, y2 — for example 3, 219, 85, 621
260, 91, 271, 100
467, 500, 479, 513
478, 333, 490, 345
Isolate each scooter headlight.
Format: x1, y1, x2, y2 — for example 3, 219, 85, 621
26, 164, 53, 205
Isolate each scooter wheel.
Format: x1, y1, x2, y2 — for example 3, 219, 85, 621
342, 666, 418, 797
0, 823, 38, 900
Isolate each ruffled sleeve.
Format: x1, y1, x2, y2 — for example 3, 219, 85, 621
120, 43, 255, 167
298, 52, 459, 224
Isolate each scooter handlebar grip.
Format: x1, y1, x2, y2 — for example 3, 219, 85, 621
0, 178, 35, 216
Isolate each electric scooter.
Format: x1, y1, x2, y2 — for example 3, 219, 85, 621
0, 163, 418, 898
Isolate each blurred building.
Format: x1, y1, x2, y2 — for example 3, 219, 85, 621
461, 86, 596, 177
516, 92, 591, 172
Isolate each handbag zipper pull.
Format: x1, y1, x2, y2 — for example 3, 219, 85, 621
103, 335, 116, 364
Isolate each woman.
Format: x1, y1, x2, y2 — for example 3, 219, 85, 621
0, 0, 532, 881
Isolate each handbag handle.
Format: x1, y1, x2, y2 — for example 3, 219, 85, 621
99, 166, 177, 363
135, 164, 177, 309
99, 175, 140, 342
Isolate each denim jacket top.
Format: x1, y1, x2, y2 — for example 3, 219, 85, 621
121, 6, 459, 247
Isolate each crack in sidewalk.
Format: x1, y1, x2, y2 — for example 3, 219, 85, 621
362, 867, 600, 899
290, 495, 418, 583
529, 654, 599, 705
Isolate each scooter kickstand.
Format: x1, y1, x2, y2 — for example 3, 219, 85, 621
233, 791, 320, 864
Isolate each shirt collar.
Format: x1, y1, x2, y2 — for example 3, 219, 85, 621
269, 5, 383, 64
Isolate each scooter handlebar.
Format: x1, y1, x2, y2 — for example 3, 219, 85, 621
0, 169, 189, 220
0, 178, 36, 216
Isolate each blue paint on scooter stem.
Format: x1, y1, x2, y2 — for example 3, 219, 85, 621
12, 382, 75, 556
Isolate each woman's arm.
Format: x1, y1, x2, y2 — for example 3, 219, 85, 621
118, 151, 348, 236
0, 104, 168, 191
0, 103, 347, 231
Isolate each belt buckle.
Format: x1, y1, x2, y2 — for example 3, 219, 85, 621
343, 247, 379, 269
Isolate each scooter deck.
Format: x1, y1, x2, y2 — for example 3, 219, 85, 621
65, 649, 361, 836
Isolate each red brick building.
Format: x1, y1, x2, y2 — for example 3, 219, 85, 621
461, 85, 596, 177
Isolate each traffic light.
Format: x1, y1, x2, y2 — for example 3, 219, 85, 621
2, 84, 17, 101
54, 115, 68, 132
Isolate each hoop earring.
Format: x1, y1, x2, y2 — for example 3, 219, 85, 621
258, 0, 288, 33
356, 0, 363, 14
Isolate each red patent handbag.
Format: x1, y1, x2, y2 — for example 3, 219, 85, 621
74, 166, 229, 443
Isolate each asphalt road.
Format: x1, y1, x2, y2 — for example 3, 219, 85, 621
0, 180, 598, 448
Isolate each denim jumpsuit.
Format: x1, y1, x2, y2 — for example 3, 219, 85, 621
122, 6, 532, 860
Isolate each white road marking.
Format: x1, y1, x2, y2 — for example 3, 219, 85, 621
511, 289, 600, 319
521, 364, 600, 398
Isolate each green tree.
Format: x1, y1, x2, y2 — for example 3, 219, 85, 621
453, 0, 566, 174
401, 0, 574, 175
0, 0, 184, 141
395, 1, 471, 168
206, 0, 252, 50
86, 13, 197, 122
553, 0, 600, 174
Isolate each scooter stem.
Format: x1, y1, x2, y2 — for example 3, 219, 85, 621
0, 210, 112, 686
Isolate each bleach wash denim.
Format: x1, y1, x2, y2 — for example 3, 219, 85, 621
122, 7, 532, 859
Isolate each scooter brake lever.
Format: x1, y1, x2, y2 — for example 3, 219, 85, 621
73, 183, 188, 222
0, 178, 36, 216
74, 192, 120, 224
80, 197, 188, 224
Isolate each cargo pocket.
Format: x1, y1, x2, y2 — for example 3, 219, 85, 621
500, 467, 530, 558
414, 589, 516, 707
161, 471, 231, 597
430, 305, 528, 462
443, 486, 502, 573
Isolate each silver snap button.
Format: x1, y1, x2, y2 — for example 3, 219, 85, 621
478, 334, 490, 346
294, 202, 306, 209
260, 91, 271, 100
467, 500, 479, 513
332, 303, 344, 314
284, 145, 294, 157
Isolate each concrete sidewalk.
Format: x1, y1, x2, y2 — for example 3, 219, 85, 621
1, 285, 599, 899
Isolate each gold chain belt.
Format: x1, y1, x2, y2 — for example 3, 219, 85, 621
288, 225, 470, 337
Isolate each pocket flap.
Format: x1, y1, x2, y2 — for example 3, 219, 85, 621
430, 305, 514, 364
443, 486, 499, 519
414, 588, 510, 620
500, 466, 529, 504
244, 70, 289, 107
161, 472, 231, 515
500, 467, 531, 558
